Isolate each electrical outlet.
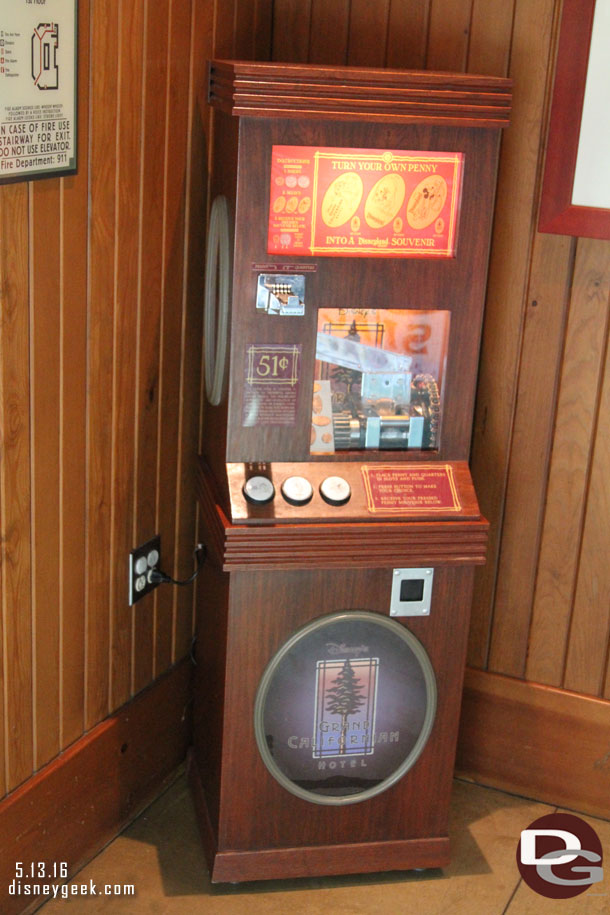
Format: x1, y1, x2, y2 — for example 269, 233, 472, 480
129, 535, 161, 606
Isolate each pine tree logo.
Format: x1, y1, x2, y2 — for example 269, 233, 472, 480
325, 659, 366, 755
313, 656, 378, 758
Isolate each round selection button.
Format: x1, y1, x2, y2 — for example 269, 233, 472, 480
320, 475, 351, 506
281, 475, 314, 506
243, 475, 275, 505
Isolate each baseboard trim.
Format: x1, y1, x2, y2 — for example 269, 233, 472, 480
0, 658, 192, 915
457, 667, 610, 818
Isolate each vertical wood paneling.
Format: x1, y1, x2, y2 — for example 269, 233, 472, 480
30, 179, 62, 770
109, 0, 146, 710
426, 0, 472, 71
86, 0, 120, 728
527, 239, 610, 686
253, 0, 274, 61
272, 0, 312, 62
563, 335, 610, 696
467, 0, 559, 668
0, 183, 33, 792
59, 0, 90, 750
132, 0, 170, 695
467, 0, 514, 76
385, 0, 431, 70
155, 0, 201, 674
486, 233, 573, 677
172, 0, 212, 662
308, 0, 350, 65
348, 0, 391, 67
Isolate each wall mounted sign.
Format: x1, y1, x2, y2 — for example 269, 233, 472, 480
538, 0, 610, 238
254, 611, 437, 805
268, 146, 464, 258
361, 464, 461, 514
0, 0, 77, 184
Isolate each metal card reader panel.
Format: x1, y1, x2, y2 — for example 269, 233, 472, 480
390, 568, 434, 617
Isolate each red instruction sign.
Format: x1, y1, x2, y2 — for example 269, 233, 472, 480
361, 464, 462, 514
268, 146, 463, 258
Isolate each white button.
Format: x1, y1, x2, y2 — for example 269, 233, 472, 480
281, 475, 314, 505
243, 475, 275, 504
320, 476, 351, 506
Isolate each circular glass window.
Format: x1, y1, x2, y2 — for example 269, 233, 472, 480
254, 611, 436, 806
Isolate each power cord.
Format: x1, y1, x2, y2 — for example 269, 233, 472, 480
147, 543, 207, 587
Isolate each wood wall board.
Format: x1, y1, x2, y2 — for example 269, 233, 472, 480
426, 0, 472, 72
564, 334, 610, 696
110, 0, 147, 709
272, 0, 312, 62
30, 179, 62, 771
232, 0, 256, 59
385, 0, 431, 70
467, 0, 515, 77
307, 0, 350, 65
347, 0, 391, 67
457, 667, 610, 819
154, 0, 196, 677
487, 232, 573, 677
0, 659, 191, 915
132, 0, 171, 695
59, 0, 90, 751
86, 0, 121, 729
253, 0, 274, 62
0, 183, 33, 794
467, 0, 559, 668
213, 0, 237, 59
526, 238, 610, 686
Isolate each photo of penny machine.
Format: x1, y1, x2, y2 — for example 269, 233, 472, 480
191, 61, 511, 883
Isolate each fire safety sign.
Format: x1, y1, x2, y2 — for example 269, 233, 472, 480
0, 0, 77, 184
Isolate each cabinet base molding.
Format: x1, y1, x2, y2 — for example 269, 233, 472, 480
457, 667, 610, 818
0, 659, 191, 915
187, 750, 450, 883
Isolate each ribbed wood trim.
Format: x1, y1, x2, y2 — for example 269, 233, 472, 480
208, 60, 512, 128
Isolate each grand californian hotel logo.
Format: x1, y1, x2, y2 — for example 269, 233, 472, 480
254, 612, 437, 805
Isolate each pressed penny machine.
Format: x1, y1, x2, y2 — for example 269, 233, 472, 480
190, 61, 511, 883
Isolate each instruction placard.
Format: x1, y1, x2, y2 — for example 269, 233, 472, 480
1, 0, 77, 184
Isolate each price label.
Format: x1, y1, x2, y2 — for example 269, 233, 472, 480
243, 343, 302, 427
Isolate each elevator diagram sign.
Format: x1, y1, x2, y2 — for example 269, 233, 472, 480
0, 0, 77, 184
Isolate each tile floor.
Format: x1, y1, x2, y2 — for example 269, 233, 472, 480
41, 773, 609, 914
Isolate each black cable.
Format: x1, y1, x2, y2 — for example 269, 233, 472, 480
147, 543, 206, 587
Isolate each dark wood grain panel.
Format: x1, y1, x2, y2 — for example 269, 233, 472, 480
347, 0, 391, 67
272, 0, 312, 62
385, 0, 431, 70
86, 0, 120, 728
308, 0, 350, 65
0, 183, 33, 793
31, 178, 62, 770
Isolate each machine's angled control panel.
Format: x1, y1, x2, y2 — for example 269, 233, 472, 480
227, 460, 481, 524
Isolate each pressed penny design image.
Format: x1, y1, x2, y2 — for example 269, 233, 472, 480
321, 172, 364, 227
407, 175, 448, 229
364, 174, 406, 228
